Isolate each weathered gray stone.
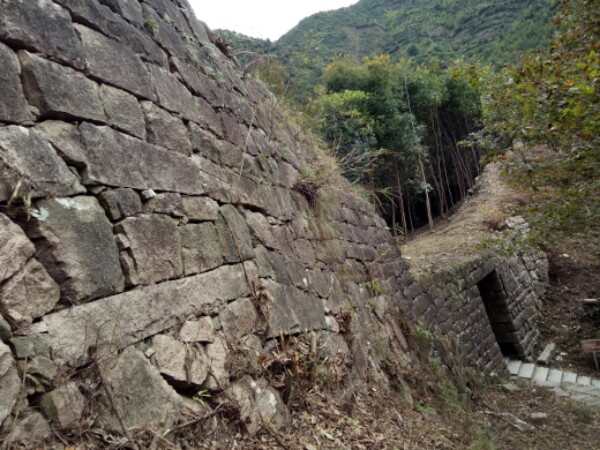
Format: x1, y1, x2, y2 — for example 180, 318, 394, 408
0, 0, 84, 68
187, 122, 222, 160
223, 377, 287, 435
99, 346, 182, 431
99, 0, 144, 25
0, 341, 20, 427
263, 280, 327, 337
24, 356, 57, 381
0, 259, 60, 326
0, 213, 35, 284
117, 215, 182, 285
40, 382, 86, 427
20, 51, 105, 122
98, 188, 142, 221
35, 120, 87, 167
182, 196, 220, 221
0, 126, 85, 201
55, 0, 168, 68
318, 331, 350, 359
9, 412, 51, 444
140, 4, 189, 60
219, 205, 254, 262
78, 123, 207, 194
37, 264, 249, 367
0, 316, 11, 342
75, 24, 155, 100
148, 64, 197, 120
143, 193, 186, 217
192, 96, 223, 136
204, 336, 229, 390
141, 101, 192, 155
30, 196, 124, 303
220, 298, 257, 340
180, 317, 215, 343
150, 334, 208, 386
0, 42, 32, 123
9, 335, 50, 359
180, 223, 223, 276
99, 84, 146, 139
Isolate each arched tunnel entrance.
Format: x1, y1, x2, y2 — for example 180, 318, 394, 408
477, 270, 523, 358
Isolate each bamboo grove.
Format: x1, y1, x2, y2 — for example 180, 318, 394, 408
309, 56, 485, 236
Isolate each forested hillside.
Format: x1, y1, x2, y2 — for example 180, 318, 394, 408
218, 0, 556, 100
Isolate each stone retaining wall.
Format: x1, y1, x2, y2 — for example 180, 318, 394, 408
0, 0, 550, 444
409, 249, 549, 373
0, 0, 419, 442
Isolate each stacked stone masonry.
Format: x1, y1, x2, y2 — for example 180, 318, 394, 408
0, 0, 549, 443
410, 250, 549, 373
0, 0, 417, 441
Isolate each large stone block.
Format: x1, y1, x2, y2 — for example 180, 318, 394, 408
0, 126, 85, 202
141, 101, 192, 155
98, 188, 142, 221
140, 5, 189, 61
75, 24, 155, 101
0, 42, 32, 123
99, 0, 144, 25
117, 215, 182, 285
0, 259, 60, 326
0, 213, 35, 284
219, 298, 258, 340
20, 51, 106, 122
223, 377, 287, 435
262, 280, 327, 338
0, 341, 20, 427
98, 346, 182, 431
218, 205, 254, 262
37, 264, 249, 367
40, 382, 86, 427
150, 334, 207, 386
99, 84, 146, 139
56, 0, 168, 67
180, 223, 223, 276
78, 123, 207, 194
0, 0, 84, 68
30, 196, 124, 303
148, 64, 197, 120
204, 336, 229, 390
179, 317, 215, 343
143, 193, 186, 217
8, 411, 51, 445
182, 196, 219, 222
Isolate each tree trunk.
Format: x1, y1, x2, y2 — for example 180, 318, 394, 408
395, 161, 408, 238
418, 153, 434, 231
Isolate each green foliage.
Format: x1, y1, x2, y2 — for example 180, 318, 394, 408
310, 55, 485, 231
487, 0, 599, 154
483, 0, 600, 249
192, 389, 211, 407
415, 402, 437, 417
218, 0, 556, 103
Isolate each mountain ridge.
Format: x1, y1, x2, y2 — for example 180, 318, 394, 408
217, 0, 557, 99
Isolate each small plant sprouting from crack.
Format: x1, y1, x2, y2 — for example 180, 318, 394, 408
144, 19, 159, 38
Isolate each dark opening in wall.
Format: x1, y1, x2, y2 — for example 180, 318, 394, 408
477, 270, 522, 357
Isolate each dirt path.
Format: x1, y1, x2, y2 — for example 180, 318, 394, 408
402, 161, 528, 276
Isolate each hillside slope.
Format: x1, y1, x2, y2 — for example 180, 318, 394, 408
220, 0, 556, 99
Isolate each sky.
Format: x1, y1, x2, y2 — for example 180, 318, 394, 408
188, 0, 359, 41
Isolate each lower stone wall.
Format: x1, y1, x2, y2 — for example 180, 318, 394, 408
408, 249, 549, 373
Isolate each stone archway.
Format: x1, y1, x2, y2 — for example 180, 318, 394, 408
477, 270, 523, 358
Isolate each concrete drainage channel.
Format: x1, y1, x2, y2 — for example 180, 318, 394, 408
506, 358, 600, 407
